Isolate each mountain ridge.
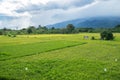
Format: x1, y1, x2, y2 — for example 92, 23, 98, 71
46, 16, 120, 28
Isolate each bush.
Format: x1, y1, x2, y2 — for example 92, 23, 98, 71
91, 36, 95, 40
100, 31, 114, 40
7, 34, 16, 38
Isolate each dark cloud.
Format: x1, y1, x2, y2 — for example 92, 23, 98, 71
16, 3, 44, 13
0, 14, 18, 20
71, 0, 95, 7
16, 0, 95, 13
45, 0, 95, 10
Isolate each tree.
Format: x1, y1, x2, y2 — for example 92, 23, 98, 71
37, 25, 42, 30
51, 27, 55, 30
42, 26, 48, 31
114, 25, 120, 32
66, 24, 75, 33
115, 25, 120, 29
27, 26, 36, 34
100, 31, 114, 40
0, 30, 3, 35
27, 28, 33, 34
60, 28, 67, 34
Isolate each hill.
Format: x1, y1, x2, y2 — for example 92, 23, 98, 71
47, 16, 120, 28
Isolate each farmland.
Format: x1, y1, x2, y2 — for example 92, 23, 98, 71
0, 33, 120, 80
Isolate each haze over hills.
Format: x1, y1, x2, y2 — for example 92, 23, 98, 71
47, 16, 120, 28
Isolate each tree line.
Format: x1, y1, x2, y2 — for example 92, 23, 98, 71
0, 24, 120, 36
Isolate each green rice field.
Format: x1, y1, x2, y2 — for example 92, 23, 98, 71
0, 33, 120, 80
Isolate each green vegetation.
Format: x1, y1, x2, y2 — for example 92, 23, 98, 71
0, 33, 120, 80
100, 31, 114, 40
0, 24, 120, 35
0, 40, 83, 61
66, 24, 75, 33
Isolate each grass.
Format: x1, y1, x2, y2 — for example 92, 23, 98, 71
0, 33, 120, 80
0, 40, 84, 61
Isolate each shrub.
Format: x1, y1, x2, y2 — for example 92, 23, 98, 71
7, 34, 17, 38
91, 36, 95, 40
12, 34, 16, 37
100, 31, 114, 40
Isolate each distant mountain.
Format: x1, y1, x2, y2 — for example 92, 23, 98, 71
47, 16, 120, 28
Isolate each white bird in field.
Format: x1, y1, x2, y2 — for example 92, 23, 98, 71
115, 59, 118, 62
25, 67, 28, 71
104, 68, 107, 72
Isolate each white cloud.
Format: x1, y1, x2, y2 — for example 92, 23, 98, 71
0, 21, 2, 26
0, 17, 32, 29
30, 0, 52, 4
0, 0, 34, 18
0, 0, 120, 29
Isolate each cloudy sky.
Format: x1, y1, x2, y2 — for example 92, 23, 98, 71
0, 0, 120, 29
